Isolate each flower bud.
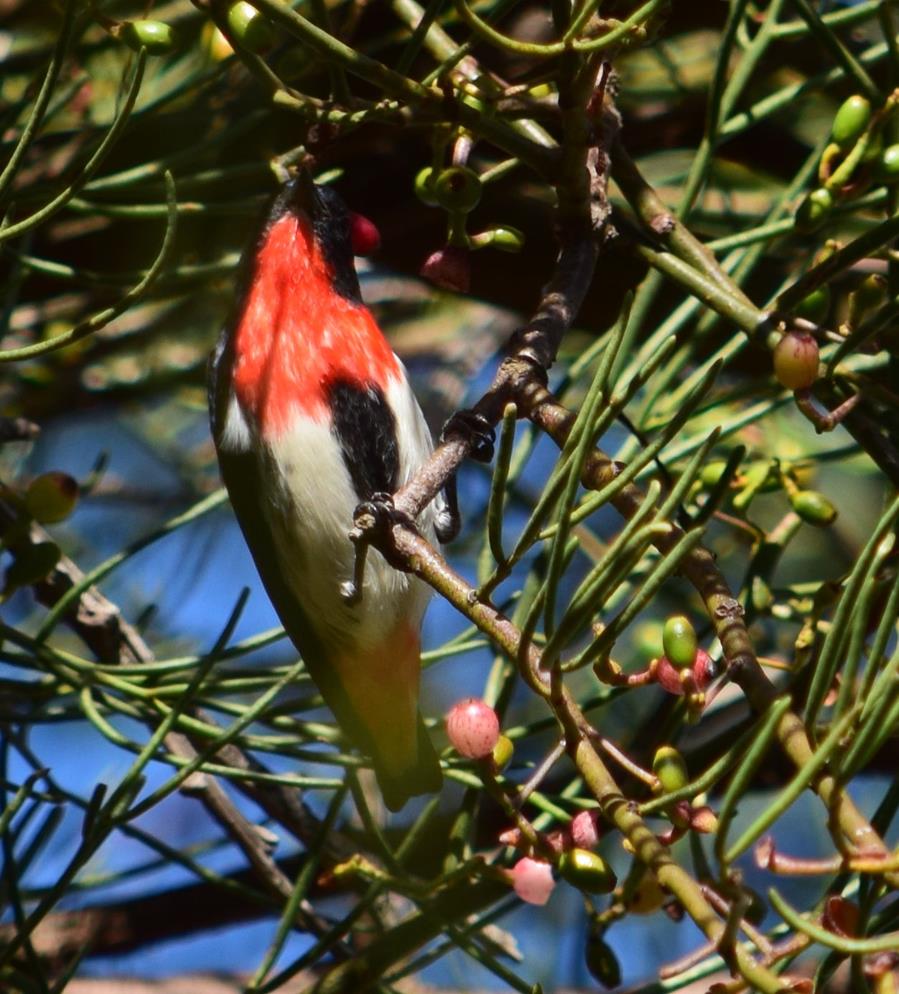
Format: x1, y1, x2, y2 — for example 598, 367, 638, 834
445, 697, 500, 759
25, 472, 79, 524
432, 166, 482, 213
226, 1, 276, 51
121, 19, 177, 54
773, 331, 819, 390
831, 95, 872, 149
662, 615, 697, 670
652, 746, 688, 794
558, 848, 617, 894
420, 246, 470, 293
570, 809, 602, 850
511, 857, 555, 905
790, 489, 838, 526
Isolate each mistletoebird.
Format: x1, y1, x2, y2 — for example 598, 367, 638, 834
209, 175, 454, 810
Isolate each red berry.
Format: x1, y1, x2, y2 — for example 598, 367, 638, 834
445, 697, 500, 759
511, 857, 555, 905
419, 246, 470, 293
656, 649, 716, 696
773, 331, 820, 390
349, 212, 380, 255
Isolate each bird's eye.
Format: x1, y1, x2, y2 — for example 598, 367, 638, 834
349, 212, 381, 256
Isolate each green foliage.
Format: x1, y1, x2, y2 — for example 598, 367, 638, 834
1, 2, 898, 993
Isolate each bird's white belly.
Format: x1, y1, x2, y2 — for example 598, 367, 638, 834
263, 412, 432, 653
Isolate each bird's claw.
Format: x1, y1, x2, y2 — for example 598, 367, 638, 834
441, 409, 495, 464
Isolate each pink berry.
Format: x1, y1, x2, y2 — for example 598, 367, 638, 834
445, 697, 500, 759
511, 857, 555, 906
773, 331, 819, 390
349, 212, 380, 255
570, 810, 602, 850
419, 246, 470, 292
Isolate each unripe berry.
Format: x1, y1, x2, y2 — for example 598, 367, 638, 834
790, 489, 838, 526
585, 930, 621, 988
689, 804, 719, 834
794, 285, 830, 325
628, 873, 666, 914
491, 733, 514, 771
511, 857, 555, 905
445, 697, 500, 759
795, 188, 833, 232
699, 460, 727, 488
348, 212, 380, 255
121, 20, 177, 54
25, 472, 79, 524
226, 1, 276, 52
652, 746, 689, 794
414, 167, 439, 206
662, 615, 697, 670
570, 809, 602, 850
879, 144, 899, 180
773, 331, 819, 390
420, 246, 470, 293
481, 226, 525, 252
432, 166, 482, 213
831, 95, 872, 148
558, 848, 617, 894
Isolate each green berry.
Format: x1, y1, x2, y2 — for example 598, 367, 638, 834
790, 490, 838, 526
879, 144, 899, 180
25, 472, 79, 524
432, 166, 482, 213
794, 285, 830, 325
831, 95, 872, 148
699, 460, 727, 488
653, 746, 689, 794
492, 734, 514, 771
585, 930, 621, 988
414, 167, 439, 207
488, 226, 525, 252
773, 331, 820, 390
558, 848, 617, 894
121, 20, 177, 54
795, 188, 833, 232
662, 615, 697, 670
226, 1, 275, 53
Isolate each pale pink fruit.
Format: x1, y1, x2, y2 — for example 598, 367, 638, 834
511, 857, 555, 905
773, 331, 819, 390
419, 246, 470, 292
570, 810, 602, 850
445, 697, 500, 759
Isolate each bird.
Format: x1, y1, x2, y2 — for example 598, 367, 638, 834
209, 173, 448, 810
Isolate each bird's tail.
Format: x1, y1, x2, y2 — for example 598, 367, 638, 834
330, 623, 443, 811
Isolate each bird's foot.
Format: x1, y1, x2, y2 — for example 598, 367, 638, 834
441, 409, 495, 463
343, 493, 414, 604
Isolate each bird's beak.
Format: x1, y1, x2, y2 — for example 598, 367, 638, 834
284, 168, 318, 217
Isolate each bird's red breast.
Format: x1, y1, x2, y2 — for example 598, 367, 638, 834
231, 211, 399, 437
